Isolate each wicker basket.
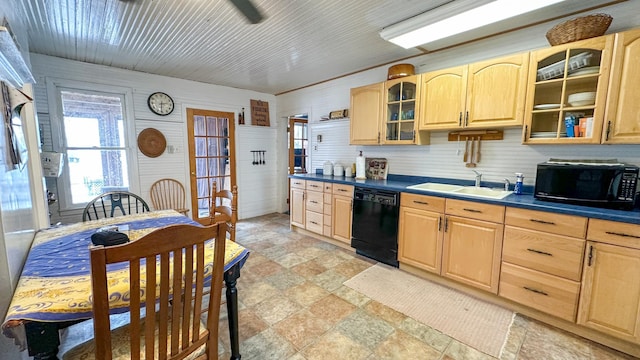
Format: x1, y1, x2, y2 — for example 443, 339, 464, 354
546, 14, 612, 46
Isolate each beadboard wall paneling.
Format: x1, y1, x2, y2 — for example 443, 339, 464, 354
30, 53, 277, 223
235, 125, 279, 219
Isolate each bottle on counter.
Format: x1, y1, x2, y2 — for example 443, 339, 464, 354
514, 173, 524, 195
355, 151, 366, 180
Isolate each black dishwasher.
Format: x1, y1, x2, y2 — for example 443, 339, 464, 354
351, 187, 400, 267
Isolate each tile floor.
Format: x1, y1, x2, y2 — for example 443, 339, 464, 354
218, 213, 636, 360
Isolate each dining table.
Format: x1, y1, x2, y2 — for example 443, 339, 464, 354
1, 210, 250, 360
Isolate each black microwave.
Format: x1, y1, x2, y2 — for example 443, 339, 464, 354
534, 161, 639, 210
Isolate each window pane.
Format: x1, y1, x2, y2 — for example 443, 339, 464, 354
61, 91, 124, 148
194, 115, 206, 136
67, 149, 129, 204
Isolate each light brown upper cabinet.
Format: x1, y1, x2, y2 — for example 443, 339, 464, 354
350, 82, 384, 145
419, 53, 529, 131
603, 28, 640, 144
381, 75, 426, 144
523, 35, 614, 144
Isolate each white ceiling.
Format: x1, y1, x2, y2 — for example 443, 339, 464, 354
14, 0, 624, 95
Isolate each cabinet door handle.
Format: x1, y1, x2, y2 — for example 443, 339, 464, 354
529, 218, 555, 225
463, 208, 481, 213
464, 111, 469, 126
588, 245, 594, 266
438, 216, 442, 231
413, 200, 429, 205
527, 248, 553, 256
444, 216, 449, 232
523, 286, 548, 296
605, 121, 611, 141
458, 112, 462, 126
605, 231, 640, 239
524, 125, 529, 140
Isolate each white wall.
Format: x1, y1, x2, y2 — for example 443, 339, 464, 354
276, 2, 640, 206
31, 54, 279, 223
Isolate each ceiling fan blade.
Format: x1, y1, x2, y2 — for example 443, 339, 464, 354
228, 0, 264, 24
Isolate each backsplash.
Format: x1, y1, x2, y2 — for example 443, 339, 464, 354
310, 123, 640, 186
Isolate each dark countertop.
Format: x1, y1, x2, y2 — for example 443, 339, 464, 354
290, 173, 640, 225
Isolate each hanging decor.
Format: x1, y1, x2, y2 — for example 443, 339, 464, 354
250, 99, 270, 126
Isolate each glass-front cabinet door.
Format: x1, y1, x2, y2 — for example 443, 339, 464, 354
523, 35, 614, 144
382, 75, 421, 144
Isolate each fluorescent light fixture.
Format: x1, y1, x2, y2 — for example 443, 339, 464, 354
0, 26, 35, 88
380, 0, 567, 49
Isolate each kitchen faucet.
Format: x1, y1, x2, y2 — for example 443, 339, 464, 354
503, 178, 511, 191
472, 170, 482, 187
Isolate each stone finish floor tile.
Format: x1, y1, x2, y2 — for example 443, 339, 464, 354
222, 214, 636, 360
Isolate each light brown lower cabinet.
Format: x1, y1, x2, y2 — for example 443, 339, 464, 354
290, 185, 305, 228
578, 241, 640, 343
332, 184, 354, 244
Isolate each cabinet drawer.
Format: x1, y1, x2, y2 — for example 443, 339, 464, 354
332, 184, 354, 197
323, 183, 332, 192
306, 191, 323, 213
290, 179, 305, 189
505, 207, 587, 238
587, 219, 640, 249
305, 211, 323, 234
306, 180, 324, 191
499, 262, 580, 322
401, 193, 445, 213
503, 226, 585, 281
445, 199, 505, 223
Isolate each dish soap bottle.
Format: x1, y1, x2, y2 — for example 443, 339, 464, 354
514, 173, 524, 195
355, 151, 366, 180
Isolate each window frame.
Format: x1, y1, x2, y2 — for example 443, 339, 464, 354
47, 78, 140, 212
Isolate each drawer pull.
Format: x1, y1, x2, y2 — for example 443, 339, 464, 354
310, 185, 320, 188
523, 287, 548, 296
526, 248, 553, 256
463, 208, 482, 213
413, 200, 429, 205
605, 231, 640, 239
310, 221, 319, 225
338, 189, 348, 192
310, 201, 319, 204
529, 218, 555, 225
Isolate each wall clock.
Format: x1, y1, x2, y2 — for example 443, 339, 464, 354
147, 92, 174, 116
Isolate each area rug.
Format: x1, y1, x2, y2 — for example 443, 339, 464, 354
344, 264, 515, 357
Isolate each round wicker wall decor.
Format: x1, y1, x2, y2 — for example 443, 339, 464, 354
137, 128, 167, 158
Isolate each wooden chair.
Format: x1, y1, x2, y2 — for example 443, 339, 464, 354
82, 191, 150, 222
150, 179, 189, 216
62, 222, 227, 360
209, 183, 237, 242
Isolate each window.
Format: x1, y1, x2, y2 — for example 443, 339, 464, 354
50, 82, 136, 210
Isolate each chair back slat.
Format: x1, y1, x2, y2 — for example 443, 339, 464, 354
210, 183, 238, 242
82, 191, 150, 222
89, 223, 226, 359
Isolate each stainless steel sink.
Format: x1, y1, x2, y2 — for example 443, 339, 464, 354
406, 182, 513, 199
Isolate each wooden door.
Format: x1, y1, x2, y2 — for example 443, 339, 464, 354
186, 108, 236, 225
442, 216, 504, 294
603, 28, 640, 144
350, 82, 383, 144
332, 195, 352, 244
289, 118, 308, 174
578, 242, 640, 343
466, 53, 529, 128
419, 65, 467, 130
398, 206, 443, 274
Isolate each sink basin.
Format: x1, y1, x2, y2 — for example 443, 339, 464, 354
454, 187, 513, 199
406, 182, 464, 192
406, 182, 513, 199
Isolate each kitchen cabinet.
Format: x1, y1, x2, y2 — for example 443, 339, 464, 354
323, 183, 332, 237
442, 199, 504, 294
398, 193, 445, 274
350, 82, 384, 145
305, 180, 325, 234
382, 75, 423, 144
419, 53, 529, 131
603, 28, 640, 144
332, 184, 354, 244
523, 35, 614, 144
578, 219, 640, 344
290, 179, 306, 228
499, 207, 586, 322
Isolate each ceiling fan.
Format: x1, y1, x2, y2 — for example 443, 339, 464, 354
228, 0, 265, 24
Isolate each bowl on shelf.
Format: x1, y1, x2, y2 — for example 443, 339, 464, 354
568, 92, 596, 106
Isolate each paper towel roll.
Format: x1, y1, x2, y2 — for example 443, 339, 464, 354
355, 151, 366, 179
